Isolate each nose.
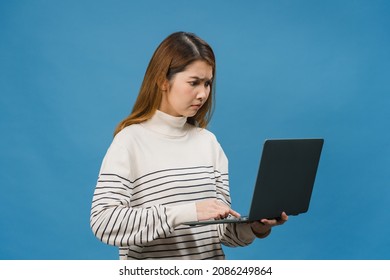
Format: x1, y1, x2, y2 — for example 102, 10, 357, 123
197, 87, 209, 102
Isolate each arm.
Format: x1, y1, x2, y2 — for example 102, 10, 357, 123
90, 141, 197, 247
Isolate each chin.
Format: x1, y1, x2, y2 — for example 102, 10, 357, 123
184, 111, 197, 118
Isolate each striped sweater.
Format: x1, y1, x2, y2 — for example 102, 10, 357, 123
90, 110, 256, 259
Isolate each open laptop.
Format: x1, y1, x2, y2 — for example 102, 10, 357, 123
183, 138, 324, 226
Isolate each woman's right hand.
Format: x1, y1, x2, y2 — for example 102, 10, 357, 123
195, 199, 241, 221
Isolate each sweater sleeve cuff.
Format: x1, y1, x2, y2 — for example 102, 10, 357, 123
165, 203, 198, 227
237, 223, 257, 243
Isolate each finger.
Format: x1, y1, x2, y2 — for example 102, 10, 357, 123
260, 218, 280, 226
229, 208, 241, 218
281, 212, 289, 222
261, 212, 288, 226
275, 212, 288, 225
214, 200, 240, 218
260, 219, 275, 225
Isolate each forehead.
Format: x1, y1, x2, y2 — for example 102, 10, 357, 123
180, 60, 213, 79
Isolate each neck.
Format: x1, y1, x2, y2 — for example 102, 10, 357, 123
141, 110, 189, 137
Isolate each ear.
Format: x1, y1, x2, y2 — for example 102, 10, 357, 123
161, 79, 169, 91
158, 77, 169, 91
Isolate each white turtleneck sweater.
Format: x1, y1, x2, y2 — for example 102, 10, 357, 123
90, 110, 256, 259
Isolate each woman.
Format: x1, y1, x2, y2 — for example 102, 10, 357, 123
90, 31, 287, 260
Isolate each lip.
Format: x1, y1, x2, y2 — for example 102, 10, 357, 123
190, 105, 202, 111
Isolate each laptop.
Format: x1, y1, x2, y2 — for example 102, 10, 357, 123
183, 138, 324, 226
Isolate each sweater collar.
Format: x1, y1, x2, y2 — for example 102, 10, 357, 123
142, 110, 189, 137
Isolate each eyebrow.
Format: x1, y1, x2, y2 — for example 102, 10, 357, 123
189, 76, 213, 81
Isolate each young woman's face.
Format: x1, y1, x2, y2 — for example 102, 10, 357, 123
159, 60, 213, 117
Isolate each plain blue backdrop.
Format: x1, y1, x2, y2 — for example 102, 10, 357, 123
1, 0, 389, 260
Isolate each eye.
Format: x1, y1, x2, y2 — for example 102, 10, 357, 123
205, 80, 212, 87
189, 80, 199, 87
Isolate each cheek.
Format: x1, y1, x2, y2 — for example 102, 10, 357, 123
204, 88, 211, 99
169, 88, 191, 105
181, 86, 196, 99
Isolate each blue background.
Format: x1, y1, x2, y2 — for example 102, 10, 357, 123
1, 0, 389, 260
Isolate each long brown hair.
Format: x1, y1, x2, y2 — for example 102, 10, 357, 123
114, 31, 216, 136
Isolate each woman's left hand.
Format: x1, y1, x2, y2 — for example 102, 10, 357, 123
250, 211, 288, 238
